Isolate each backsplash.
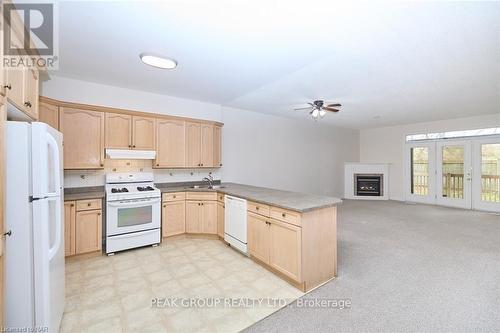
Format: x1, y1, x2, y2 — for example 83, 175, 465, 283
64, 159, 222, 188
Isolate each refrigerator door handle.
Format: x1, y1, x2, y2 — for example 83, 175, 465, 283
46, 132, 61, 197
48, 197, 62, 260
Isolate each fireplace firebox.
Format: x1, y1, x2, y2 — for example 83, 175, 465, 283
354, 174, 383, 196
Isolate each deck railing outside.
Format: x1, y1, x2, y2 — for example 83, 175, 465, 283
412, 172, 500, 202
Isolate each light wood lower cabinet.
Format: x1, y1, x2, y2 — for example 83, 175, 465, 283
248, 212, 302, 283
162, 200, 186, 237
184, 200, 217, 234
65, 199, 103, 256
269, 219, 302, 282
217, 201, 224, 238
64, 201, 76, 256
248, 212, 270, 263
248, 213, 301, 282
247, 205, 337, 292
201, 201, 217, 234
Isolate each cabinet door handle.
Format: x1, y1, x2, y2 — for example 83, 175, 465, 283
70, 203, 74, 207
256, 206, 259, 210
163, 205, 166, 208
87, 203, 91, 207
132, 145, 136, 148
156, 164, 159, 166
4, 84, 11, 90
24, 101, 32, 108
97, 212, 101, 216
282, 213, 286, 218
173, 195, 176, 198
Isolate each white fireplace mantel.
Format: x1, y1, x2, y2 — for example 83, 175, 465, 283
344, 163, 390, 200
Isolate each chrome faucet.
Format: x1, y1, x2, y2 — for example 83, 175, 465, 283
203, 174, 214, 189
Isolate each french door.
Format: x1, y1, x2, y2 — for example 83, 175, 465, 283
436, 141, 472, 209
472, 138, 500, 212
406, 137, 500, 212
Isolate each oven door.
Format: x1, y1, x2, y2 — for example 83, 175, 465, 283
106, 197, 161, 236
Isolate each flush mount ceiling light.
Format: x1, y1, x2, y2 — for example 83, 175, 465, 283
140, 53, 177, 69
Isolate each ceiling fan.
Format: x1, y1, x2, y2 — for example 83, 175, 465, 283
294, 100, 341, 119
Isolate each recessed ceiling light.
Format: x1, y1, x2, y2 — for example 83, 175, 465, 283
140, 53, 177, 69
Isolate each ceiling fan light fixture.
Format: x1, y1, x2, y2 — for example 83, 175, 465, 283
311, 109, 319, 118
140, 53, 177, 69
319, 109, 326, 118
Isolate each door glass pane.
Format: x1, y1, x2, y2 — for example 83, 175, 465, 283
481, 144, 500, 203
411, 147, 429, 195
118, 206, 152, 228
441, 146, 464, 199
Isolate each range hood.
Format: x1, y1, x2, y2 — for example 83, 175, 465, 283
106, 149, 156, 160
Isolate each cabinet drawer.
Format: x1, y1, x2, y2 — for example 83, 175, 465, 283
247, 201, 270, 217
269, 206, 301, 227
162, 192, 186, 202
186, 191, 217, 201
76, 199, 102, 211
217, 192, 225, 203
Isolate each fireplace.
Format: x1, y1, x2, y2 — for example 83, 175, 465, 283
354, 174, 383, 196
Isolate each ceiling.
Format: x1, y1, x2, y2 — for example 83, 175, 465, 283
51, 0, 499, 129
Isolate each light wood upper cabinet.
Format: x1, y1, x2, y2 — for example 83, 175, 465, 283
39, 101, 59, 130
64, 201, 76, 256
105, 113, 132, 149
132, 116, 155, 150
269, 218, 301, 282
4, 31, 39, 119
185, 201, 201, 233
217, 201, 224, 238
201, 201, 217, 234
156, 119, 185, 168
5, 66, 24, 113
75, 209, 102, 254
162, 200, 185, 237
185, 122, 201, 167
248, 212, 271, 264
60, 108, 105, 169
201, 124, 214, 167
214, 125, 222, 167
105, 114, 155, 150
24, 68, 39, 119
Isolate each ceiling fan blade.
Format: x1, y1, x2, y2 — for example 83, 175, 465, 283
322, 107, 340, 112
294, 106, 315, 111
326, 103, 342, 107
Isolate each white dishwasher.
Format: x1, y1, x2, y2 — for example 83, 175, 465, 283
224, 195, 248, 254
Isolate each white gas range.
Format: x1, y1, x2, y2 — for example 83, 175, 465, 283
105, 172, 161, 255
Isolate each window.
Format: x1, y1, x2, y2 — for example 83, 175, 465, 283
406, 128, 500, 142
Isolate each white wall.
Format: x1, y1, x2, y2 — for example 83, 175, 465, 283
41, 75, 222, 122
360, 114, 500, 201
221, 107, 359, 197
43, 76, 359, 196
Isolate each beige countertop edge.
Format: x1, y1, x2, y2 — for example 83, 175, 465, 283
157, 186, 342, 213
64, 192, 105, 201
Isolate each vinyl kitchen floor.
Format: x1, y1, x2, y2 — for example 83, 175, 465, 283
61, 237, 304, 333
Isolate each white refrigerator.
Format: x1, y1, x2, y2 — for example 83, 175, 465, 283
5, 121, 65, 333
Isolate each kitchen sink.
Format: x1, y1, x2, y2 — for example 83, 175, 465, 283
188, 185, 225, 189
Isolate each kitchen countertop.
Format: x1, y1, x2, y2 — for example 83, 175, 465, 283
156, 182, 342, 213
64, 186, 105, 201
